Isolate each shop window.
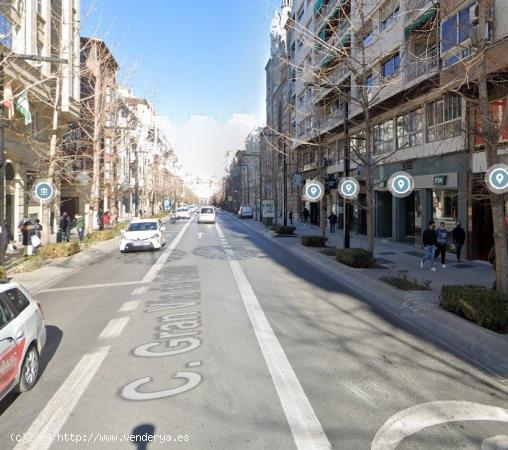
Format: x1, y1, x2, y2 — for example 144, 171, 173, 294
397, 108, 422, 149
433, 189, 458, 224
427, 95, 462, 142
374, 119, 394, 154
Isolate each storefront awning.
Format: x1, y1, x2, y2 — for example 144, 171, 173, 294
404, 7, 438, 38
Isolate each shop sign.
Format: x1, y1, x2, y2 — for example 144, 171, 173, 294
433, 175, 448, 186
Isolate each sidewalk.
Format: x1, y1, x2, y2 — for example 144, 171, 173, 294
267, 219, 495, 291
233, 215, 508, 378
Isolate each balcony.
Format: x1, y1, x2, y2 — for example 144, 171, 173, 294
404, 0, 434, 24
405, 46, 438, 82
318, 106, 346, 133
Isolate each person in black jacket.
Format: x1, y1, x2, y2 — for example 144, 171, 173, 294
452, 221, 466, 263
421, 220, 437, 271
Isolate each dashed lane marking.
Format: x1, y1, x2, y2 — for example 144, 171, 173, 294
215, 222, 331, 450
132, 286, 148, 296
118, 300, 140, 312
99, 317, 131, 340
14, 346, 110, 450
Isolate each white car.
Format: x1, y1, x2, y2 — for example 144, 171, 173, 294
0, 281, 46, 401
198, 206, 216, 224
238, 206, 254, 219
120, 219, 167, 252
176, 207, 191, 220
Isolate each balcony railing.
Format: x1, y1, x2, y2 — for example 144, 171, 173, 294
319, 106, 346, 132
405, 46, 438, 81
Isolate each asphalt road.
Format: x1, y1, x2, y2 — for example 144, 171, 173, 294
0, 212, 507, 450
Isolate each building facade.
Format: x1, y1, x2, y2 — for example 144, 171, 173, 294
285, 0, 508, 260
1, 0, 81, 241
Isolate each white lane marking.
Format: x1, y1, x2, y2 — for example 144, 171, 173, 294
14, 346, 110, 450
118, 300, 140, 312
132, 286, 148, 296
215, 222, 331, 450
482, 435, 508, 450
99, 317, 131, 340
39, 280, 146, 293
197, 232, 204, 239
143, 218, 193, 283
371, 401, 508, 450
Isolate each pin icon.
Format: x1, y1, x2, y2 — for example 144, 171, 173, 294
346, 183, 352, 192
397, 180, 405, 189
496, 173, 504, 184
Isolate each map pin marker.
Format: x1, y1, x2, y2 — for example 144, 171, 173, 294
346, 184, 352, 192
496, 173, 504, 184
397, 179, 405, 190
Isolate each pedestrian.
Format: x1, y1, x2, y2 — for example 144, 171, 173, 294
75, 214, 85, 242
452, 221, 466, 263
435, 221, 449, 268
59, 212, 70, 242
303, 207, 310, 224
4, 221, 12, 252
103, 210, 110, 229
33, 219, 42, 238
328, 211, 338, 233
420, 220, 437, 272
288, 210, 293, 225
21, 219, 34, 256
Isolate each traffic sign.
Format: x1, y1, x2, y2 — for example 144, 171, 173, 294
32, 180, 55, 203
485, 164, 508, 194
303, 180, 324, 203
338, 177, 360, 200
388, 171, 414, 198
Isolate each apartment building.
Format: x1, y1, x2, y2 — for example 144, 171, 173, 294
264, 0, 299, 224
0, 0, 80, 239
289, 0, 508, 260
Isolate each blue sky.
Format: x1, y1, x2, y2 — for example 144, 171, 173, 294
82, 0, 277, 124
82, 0, 279, 191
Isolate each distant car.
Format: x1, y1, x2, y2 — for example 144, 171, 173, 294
120, 219, 166, 252
176, 207, 191, 220
0, 281, 46, 402
198, 206, 216, 224
238, 206, 254, 219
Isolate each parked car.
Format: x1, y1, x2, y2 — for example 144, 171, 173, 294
0, 281, 46, 401
176, 206, 191, 220
198, 206, 216, 224
120, 219, 166, 252
238, 206, 254, 219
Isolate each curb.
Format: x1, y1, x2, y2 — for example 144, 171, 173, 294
231, 214, 508, 379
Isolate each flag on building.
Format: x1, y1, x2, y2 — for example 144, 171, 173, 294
2, 82, 14, 119
15, 91, 32, 125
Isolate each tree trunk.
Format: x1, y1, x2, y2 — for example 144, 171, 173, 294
88, 72, 103, 233
478, 0, 508, 293
42, 77, 61, 245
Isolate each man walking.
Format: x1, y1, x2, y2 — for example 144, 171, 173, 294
328, 211, 337, 233
288, 210, 293, 225
435, 222, 449, 268
421, 220, 437, 272
59, 212, 70, 242
452, 221, 466, 263
75, 214, 85, 242
302, 207, 310, 224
